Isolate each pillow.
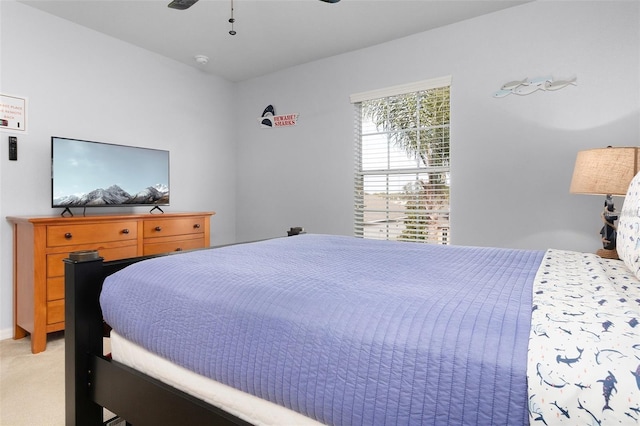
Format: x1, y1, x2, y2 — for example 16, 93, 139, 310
617, 170, 640, 278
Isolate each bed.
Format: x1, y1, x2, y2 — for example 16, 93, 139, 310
65, 178, 640, 426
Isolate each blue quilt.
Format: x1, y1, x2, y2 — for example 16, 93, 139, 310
100, 234, 544, 425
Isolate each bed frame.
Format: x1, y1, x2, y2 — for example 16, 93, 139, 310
64, 250, 252, 426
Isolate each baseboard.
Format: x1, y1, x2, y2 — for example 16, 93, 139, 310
0, 327, 14, 341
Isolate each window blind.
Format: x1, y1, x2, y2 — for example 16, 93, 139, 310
353, 79, 451, 244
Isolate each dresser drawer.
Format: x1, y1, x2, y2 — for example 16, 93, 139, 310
47, 221, 137, 247
143, 236, 205, 256
47, 299, 64, 325
48, 277, 64, 301
47, 244, 138, 278
144, 217, 205, 239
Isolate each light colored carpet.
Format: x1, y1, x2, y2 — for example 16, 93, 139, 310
0, 333, 114, 426
0, 332, 65, 426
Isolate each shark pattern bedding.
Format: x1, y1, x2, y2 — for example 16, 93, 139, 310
528, 170, 640, 424
527, 250, 640, 424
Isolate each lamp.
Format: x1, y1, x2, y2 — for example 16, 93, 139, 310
570, 146, 640, 259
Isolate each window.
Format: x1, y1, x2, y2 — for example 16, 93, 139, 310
351, 77, 451, 244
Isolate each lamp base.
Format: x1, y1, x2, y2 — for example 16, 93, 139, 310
596, 248, 619, 260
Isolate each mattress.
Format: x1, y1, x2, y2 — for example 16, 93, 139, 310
101, 234, 544, 425
110, 331, 323, 425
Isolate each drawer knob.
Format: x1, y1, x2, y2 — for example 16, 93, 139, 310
155, 226, 162, 232
64, 232, 73, 239
122, 229, 130, 234
175, 248, 183, 252
193, 224, 201, 229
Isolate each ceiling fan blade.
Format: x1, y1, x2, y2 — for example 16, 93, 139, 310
168, 0, 199, 10
319, 0, 341, 2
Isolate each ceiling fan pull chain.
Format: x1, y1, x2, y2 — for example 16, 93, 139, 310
228, 0, 236, 36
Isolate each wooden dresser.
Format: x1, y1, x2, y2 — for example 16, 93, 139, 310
7, 211, 215, 353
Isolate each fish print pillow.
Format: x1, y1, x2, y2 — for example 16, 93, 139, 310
617, 170, 640, 278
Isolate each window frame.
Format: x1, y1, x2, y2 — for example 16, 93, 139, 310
351, 76, 452, 244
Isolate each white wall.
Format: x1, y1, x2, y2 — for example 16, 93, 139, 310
235, 1, 640, 250
0, 1, 237, 338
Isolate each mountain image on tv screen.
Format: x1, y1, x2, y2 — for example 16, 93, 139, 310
52, 137, 170, 207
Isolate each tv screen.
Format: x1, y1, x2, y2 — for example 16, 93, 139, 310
51, 136, 170, 209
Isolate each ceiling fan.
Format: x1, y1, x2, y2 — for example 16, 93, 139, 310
168, 0, 340, 11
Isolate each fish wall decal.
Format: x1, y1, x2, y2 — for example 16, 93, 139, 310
544, 77, 578, 91
493, 75, 577, 97
501, 78, 528, 90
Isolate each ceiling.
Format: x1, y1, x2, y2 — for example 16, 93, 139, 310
20, 0, 529, 82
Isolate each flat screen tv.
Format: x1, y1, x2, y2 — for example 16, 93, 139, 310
51, 136, 170, 212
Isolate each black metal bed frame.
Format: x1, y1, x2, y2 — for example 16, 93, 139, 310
64, 251, 252, 426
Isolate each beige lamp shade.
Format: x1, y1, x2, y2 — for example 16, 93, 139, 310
570, 147, 640, 196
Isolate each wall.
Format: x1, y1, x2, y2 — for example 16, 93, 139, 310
0, 1, 237, 338
235, 1, 639, 250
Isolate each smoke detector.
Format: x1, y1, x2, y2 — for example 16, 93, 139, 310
194, 55, 209, 65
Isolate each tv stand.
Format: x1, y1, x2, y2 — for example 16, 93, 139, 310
149, 205, 164, 214
60, 207, 74, 217
7, 211, 215, 353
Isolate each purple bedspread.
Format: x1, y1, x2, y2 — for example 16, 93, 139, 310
100, 234, 543, 425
